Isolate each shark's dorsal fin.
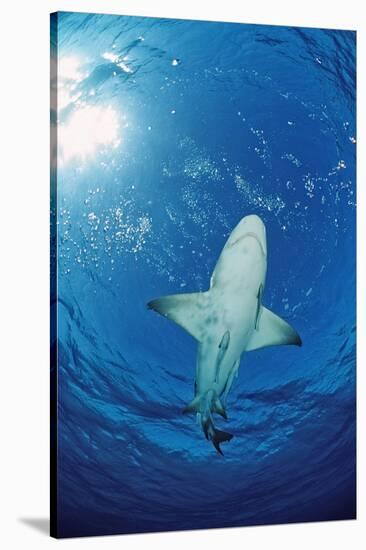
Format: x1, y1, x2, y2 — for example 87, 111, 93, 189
246, 306, 302, 351
147, 292, 209, 342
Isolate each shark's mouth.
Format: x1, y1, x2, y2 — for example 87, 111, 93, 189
229, 232, 266, 256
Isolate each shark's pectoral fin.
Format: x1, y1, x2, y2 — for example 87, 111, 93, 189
255, 284, 263, 330
147, 291, 209, 342
246, 306, 302, 351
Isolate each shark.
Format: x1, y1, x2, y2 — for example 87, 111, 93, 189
147, 214, 302, 454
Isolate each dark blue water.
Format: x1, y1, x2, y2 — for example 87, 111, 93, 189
51, 12, 356, 538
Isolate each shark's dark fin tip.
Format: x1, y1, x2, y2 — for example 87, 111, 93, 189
203, 424, 209, 440
211, 428, 233, 455
213, 441, 224, 455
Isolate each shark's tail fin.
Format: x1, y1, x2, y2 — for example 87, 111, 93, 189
183, 390, 233, 455
202, 416, 233, 455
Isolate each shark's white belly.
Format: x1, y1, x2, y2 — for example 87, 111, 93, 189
195, 289, 258, 397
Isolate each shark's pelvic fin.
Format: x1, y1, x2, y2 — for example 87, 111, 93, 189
147, 291, 209, 342
222, 359, 240, 407
183, 389, 233, 454
246, 306, 302, 351
183, 393, 227, 419
219, 330, 230, 350
213, 396, 227, 419
215, 330, 230, 382
182, 395, 201, 414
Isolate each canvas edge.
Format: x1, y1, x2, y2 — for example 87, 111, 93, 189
49, 9, 357, 33
50, 11, 59, 540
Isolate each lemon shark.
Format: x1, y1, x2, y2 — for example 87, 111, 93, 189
147, 215, 301, 454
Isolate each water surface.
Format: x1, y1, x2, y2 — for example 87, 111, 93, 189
51, 12, 356, 538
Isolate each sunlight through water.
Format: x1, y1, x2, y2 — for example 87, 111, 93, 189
58, 105, 120, 165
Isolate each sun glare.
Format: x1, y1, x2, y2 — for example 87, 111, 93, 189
59, 105, 120, 165
58, 56, 84, 81
102, 51, 134, 73
57, 56, 85, 112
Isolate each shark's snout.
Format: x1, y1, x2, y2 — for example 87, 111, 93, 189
229, 214, 267, 255
241, 215, 266, 241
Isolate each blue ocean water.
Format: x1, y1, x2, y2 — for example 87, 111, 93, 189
50, 12, 356, 538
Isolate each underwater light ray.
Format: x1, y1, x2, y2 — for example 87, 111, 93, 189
58, 105, 120, 165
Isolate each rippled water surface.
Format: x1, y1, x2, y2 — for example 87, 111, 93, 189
50, 12, 356, 538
